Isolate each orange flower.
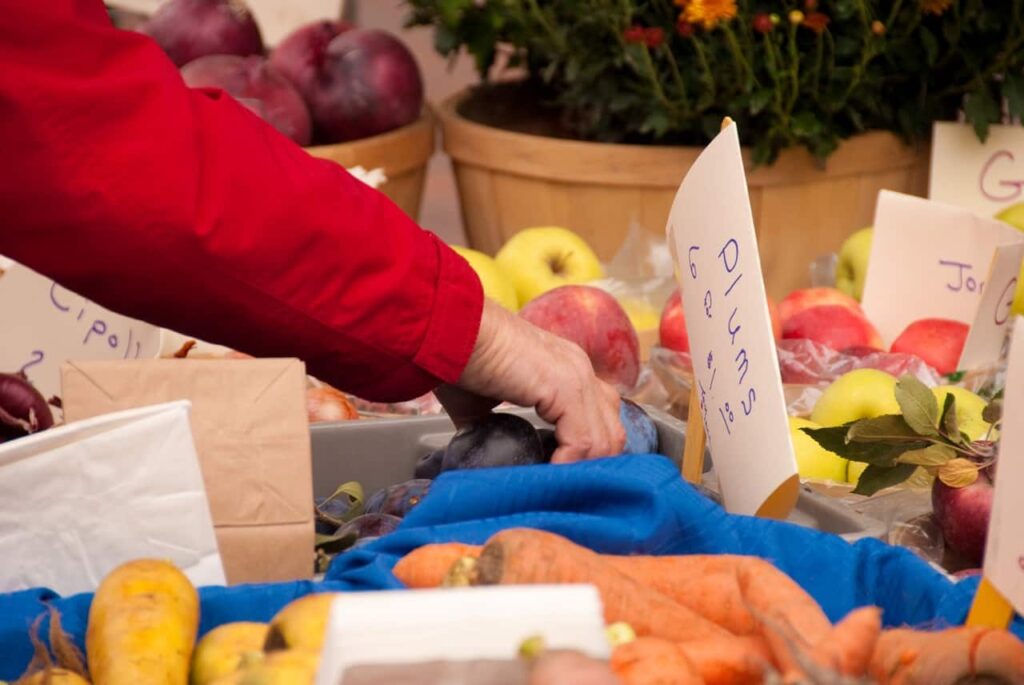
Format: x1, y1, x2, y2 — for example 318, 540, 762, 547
921, 0, 953, 14
802, 11, 830, 33
682, 0, 738, 30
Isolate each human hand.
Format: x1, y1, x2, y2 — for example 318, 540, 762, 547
437, 299, 624, 463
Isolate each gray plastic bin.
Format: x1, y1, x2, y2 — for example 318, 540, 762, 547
310, 407, 885, 543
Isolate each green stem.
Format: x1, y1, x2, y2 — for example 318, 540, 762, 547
640, 44, 673, 109
785, 20, 801, 115
691, 37, 717, 106
661, 43, 689, 105
723, 25, 758, 90
526, 0, 566, 51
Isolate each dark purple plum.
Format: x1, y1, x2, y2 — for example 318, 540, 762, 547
441, 413, 544, 472
414, 448, 445, 479
620, 399, 658, 455
315, 494, 358, 534
537, 428, 558, 463
335, 513, 401, 540
365, 479, 432, 517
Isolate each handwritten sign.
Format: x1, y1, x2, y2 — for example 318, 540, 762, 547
666, 123, 798, 517
0, 263, 162, 399
931, 122, 1024, 218
315, 585, 609, 685
959, 243, 1024, 371
979, 316, 1024, 617
860, 191, 1024, 346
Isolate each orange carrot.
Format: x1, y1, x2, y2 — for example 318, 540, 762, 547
471, 529, 735, 642
611, 638, 703, 685
392, 543, 480, 588
870, 626, 1024, 685
823, 606, 881, 676
675, 635, 772, 685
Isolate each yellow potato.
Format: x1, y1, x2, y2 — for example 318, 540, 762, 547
264, 593, 341, 654
208, 650, 319, 685
191, 622, 269, 685
86, 559, 199, 685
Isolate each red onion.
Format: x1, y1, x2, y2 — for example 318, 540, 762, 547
140, 0, 264, 67
181, 55, 312, 145
304, 29, 424, 144
269, 20, 353, 102
0, 372, 54, 443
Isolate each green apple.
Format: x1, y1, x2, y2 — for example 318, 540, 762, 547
932, 385, 993, 442
789, 416, 849, 482
835, 227, 873, 301
495, 226, 604, 307
452, 246, 519, 311
810, 369, 900, 427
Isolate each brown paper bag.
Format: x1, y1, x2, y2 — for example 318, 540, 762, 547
60, 358, 314, 584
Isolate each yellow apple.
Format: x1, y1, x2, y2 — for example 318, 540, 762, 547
847, 461, 868, 485
495, 227, 604, 307
835, 227, 873, 301
789, 416, 849, 482
451, 246, 519, 311
619, 297, 660, 334
932, 385, 993, 442
810, 369, 900, 427
994, 204, 1024, 316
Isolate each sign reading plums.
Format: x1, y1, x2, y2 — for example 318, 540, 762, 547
0, 262, 162, 400
860, 192, 1024, 365
666, 123, 799, 518
980, 316, 1024, 616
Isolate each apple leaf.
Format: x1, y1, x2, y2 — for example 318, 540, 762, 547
897, 444, 956, 467
845, 414, 929, 443
895, 375, 939, 437
801, 423, 929, 467
852, 463, 918, 496
940, 393, 960, 442
982, 396, 1003, 425
938, 458, 980, 488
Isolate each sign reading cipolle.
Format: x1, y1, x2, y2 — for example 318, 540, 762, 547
0, 263, 162, 400
666, 123, 799, 518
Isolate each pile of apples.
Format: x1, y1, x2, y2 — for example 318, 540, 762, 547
453, 227, 646, 392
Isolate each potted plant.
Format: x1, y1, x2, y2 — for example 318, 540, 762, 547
406, 0, 1024, 297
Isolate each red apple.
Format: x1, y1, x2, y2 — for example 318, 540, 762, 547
658, 289, 688, 353
520, 285, 640, 390
932, 470, 993, 567
659, 289, 780, 354
890, 318, 969, 376
779, 287, 863, 329
767, 297, 782, 341
782, 305, 884, 351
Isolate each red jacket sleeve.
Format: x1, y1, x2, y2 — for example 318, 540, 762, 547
0, 0, 483, 402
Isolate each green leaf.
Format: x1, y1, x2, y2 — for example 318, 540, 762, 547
940, 392, 960, 441
1004, 74, 1024, 121
846, 414, 926, 443
894, 375, 940, 437
315, 531, 358, 555
982, 397, 1003, 425
919, 27, 939, 66
750, 89, 773, 115
964, 88, 1000, 142
897, 444, 956, 467
852, 463, 918, 496
802, 424, 929, 467
792, 112, 823, 137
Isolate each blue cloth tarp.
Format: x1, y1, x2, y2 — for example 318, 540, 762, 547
0, 455, 1018, 679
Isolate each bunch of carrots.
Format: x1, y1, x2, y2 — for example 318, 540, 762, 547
393, 529, 1024, 685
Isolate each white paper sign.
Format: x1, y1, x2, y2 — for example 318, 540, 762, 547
0, 263, 162, 400
860, 191, 1024, 346
959, 243, 1024, 371
982, 318, 1024, 615
665, 123, 798, 517
0, 401, 225, 596
316, 585, 609, 685
930, 122, 1024, 219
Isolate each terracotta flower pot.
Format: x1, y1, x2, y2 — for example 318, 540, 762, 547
438, 85, 930, 299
